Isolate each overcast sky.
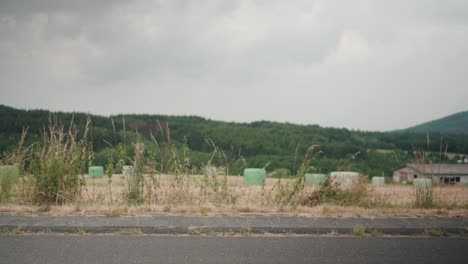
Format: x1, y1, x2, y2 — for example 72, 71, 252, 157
1, 0, 467, 131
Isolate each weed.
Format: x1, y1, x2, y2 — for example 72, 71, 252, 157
105, 148, 114, 205
415, 187, 433, 209
117, 228, 142, 236
241, 228, 253, 236
0, 166, 18, 202
352, 224, 365, 237
105, 209, 123, 218
223, 230, 236, 236
270, 145, 321, 207
12, 224, 25, 234
188, 229, 202, 236
75, 228, 86, 235
424, 229, 446, 237
200, 207, 210, 216
207, 231, 218, 236
0, 130, 26, 202
125, 141, 145, 204
370, 229, 382, 236
303, 176, 388, 208
0, 228, 11, 235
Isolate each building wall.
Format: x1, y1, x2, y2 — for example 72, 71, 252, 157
394, 165, 468, 184
463, 177, 468, 184
393, 167, 422, 183
432, 175, 468, 184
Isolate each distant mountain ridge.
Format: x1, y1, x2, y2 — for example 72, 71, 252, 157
405, 111, 468, 134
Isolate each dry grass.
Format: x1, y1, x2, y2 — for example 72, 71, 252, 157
1, 174, 467, 218
374, 185, 468, 208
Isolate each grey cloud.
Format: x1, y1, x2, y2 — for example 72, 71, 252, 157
0, 0, 467, 131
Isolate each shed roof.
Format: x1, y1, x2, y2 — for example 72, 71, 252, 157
398, 164, 468, 175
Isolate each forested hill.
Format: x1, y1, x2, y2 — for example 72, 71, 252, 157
1, 104, 467, 176
405, 111, 468, 134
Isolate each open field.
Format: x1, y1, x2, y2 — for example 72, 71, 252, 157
1, 174, 467, 218
0, 120, 466, 218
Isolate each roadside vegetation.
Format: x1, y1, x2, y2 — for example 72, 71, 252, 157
0, 115, 467, 217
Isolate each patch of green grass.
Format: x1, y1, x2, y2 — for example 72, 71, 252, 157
117, 228, 142, 236
11, 224, 25, 235
75, 228, 86, 235
240, 228, 253, 236
0, 228, 11, 234
200, 207, 210, 216
352, 224, 365, 237
0, 226, 27, 235
424, 229, 447, 237
370, 229, 382, 236
188, 229, 202, 236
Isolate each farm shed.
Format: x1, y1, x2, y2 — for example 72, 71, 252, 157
393, 164, 468, 184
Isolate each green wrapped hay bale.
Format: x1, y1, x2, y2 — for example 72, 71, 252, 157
244, 168, 266, 186
305, 173, 326, 186
123, 165, 134, 177
88, 166, 104, 178
413, 178, 432, 189
372, 176, 385, 188
0, 165, 20, 183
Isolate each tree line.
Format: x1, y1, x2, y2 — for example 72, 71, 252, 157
1, 105, 467, 176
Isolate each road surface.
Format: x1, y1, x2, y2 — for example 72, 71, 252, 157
1, 235, 467, 264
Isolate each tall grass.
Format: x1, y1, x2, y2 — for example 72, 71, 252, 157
0, 128, 27, 202
29, 115, 92, 205
271, 145, 320, 207
412, 138, 434, 209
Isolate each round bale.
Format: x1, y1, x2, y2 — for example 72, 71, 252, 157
305, 173, 326, 186
244, 168, 266, 186
330, 171, 359, 188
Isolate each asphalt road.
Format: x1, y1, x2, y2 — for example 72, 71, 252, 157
1, 235, 467, 264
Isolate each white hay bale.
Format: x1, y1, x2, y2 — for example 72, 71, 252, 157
372, 176, 385, 188
330, 171, 359, 188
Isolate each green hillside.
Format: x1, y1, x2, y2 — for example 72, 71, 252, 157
1, 105, 467, 176
406, 111, 468, 134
